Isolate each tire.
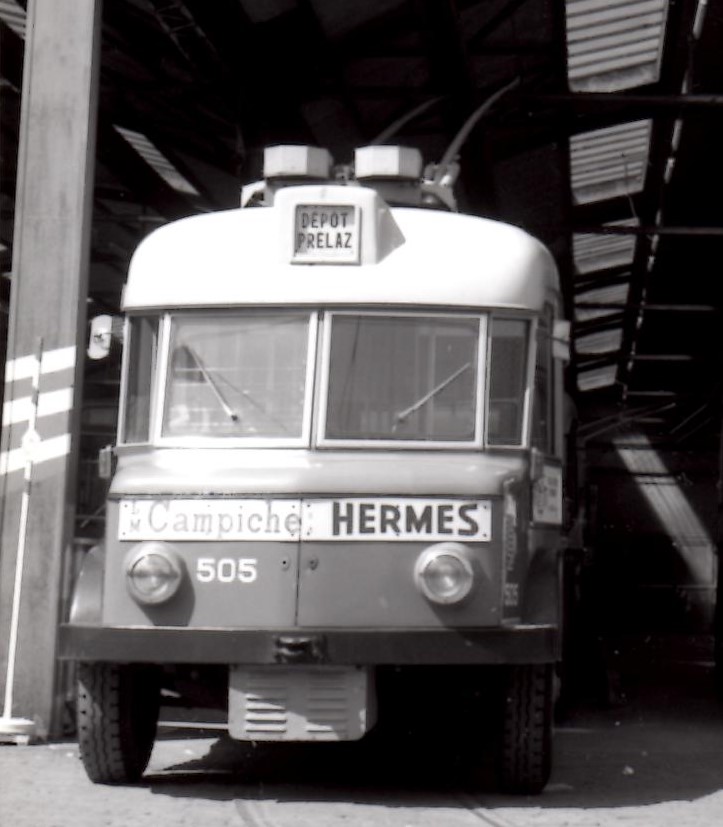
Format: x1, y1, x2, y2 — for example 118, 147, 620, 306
76, 662, 161, 784
499, 663, 553, 794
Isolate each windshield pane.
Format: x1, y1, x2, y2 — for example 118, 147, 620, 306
325, 314, 479, 442
163, 313, 310, 439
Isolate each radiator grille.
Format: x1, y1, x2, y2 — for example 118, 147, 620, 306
229, 666, 374, 741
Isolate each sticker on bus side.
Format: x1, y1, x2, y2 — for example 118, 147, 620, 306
118, 499, 302, 542
532, 464, 563, 525
117, 498, 492, 542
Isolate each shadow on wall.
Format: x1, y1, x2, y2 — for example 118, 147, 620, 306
584, 432, 717, 635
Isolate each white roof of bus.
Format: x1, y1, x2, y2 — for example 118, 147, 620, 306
123, 200, 559, 311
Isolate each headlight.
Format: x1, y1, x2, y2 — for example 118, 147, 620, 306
414, 543, 475, 605
125, 542, 184, 605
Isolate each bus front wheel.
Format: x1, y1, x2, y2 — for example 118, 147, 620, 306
76, 662, 160, 784
499, 663, 553, 794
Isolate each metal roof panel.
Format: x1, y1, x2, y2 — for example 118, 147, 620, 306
576, 327, 624, 354
577, 364, 618, 391
573, 220, 639, 274
114, 126, 200, 197
571, 120, 652, 204
575, 281, 631, 322
0, 0, 25, 38
565, 0, 668, 91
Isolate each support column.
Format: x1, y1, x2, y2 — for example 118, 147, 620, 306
0, 0, 102, 738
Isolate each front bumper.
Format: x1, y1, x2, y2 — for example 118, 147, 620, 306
58, 623, 558, 665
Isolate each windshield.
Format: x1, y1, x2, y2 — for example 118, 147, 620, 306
120, 310, 527, 448
162, 312, 311, 440
324, 314, 481, 443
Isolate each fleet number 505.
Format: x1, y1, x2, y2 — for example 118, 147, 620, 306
196, 557, 258, 584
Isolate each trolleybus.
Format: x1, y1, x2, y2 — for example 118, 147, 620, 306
61, 144, 571, 793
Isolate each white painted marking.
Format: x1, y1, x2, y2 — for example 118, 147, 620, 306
2, 388, 74, 425
5, 345, 76, 383
0, 433, 71, 476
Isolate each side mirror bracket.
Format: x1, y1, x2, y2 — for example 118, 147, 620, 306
98, 444, 116, 480
88, 315, 123, 360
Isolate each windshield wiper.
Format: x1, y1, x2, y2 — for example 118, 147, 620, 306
207, 362, 291, 433
230, 383, 289, 433
393, 362, 472, 430
185, 346, 239, 423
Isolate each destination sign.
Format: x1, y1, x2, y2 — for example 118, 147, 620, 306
118, 497, 491, 542
292, 204, 360, 263
119, 498, 301, 542
302, 498, 491, 542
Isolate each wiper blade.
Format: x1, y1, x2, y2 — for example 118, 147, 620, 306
209, 363, 290, 433
185, 346, 239, 423
393, 362, 472, 429
234, 385, 289, 433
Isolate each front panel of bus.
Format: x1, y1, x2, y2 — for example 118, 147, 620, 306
99, 305, 562, 641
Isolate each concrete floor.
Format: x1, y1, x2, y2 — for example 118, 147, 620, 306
2, 636, 723, 827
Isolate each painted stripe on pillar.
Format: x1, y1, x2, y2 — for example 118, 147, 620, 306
3, 388, 74, 424
1, 345, 77, 476
5, 345, 77, 383
0, 434, 71, 476
2, 412, 73, 453
7, 366, 76, 399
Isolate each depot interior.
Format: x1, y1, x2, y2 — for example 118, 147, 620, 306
1, 0, 723, 713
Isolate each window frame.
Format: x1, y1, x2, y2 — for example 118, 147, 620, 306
484, 314, 533, 449
315, 309, 488, 450
148, 309, 318, 449
116, 307, 553, 453
530, 304, 556, 455
117, 314, 160, 446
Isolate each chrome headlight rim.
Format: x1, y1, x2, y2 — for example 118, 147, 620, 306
414, 542, 475, 606
124, 541, 185, 606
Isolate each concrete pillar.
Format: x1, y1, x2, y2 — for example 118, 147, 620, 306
0, 0, 102, 738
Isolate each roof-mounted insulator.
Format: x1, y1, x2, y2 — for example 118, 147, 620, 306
354, 146, 423, 180
264, 145, 332, 180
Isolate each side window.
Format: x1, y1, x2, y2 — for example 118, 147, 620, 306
487, 319, 528, 446
531, 306, 554, 453
121, 316, 159, 444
